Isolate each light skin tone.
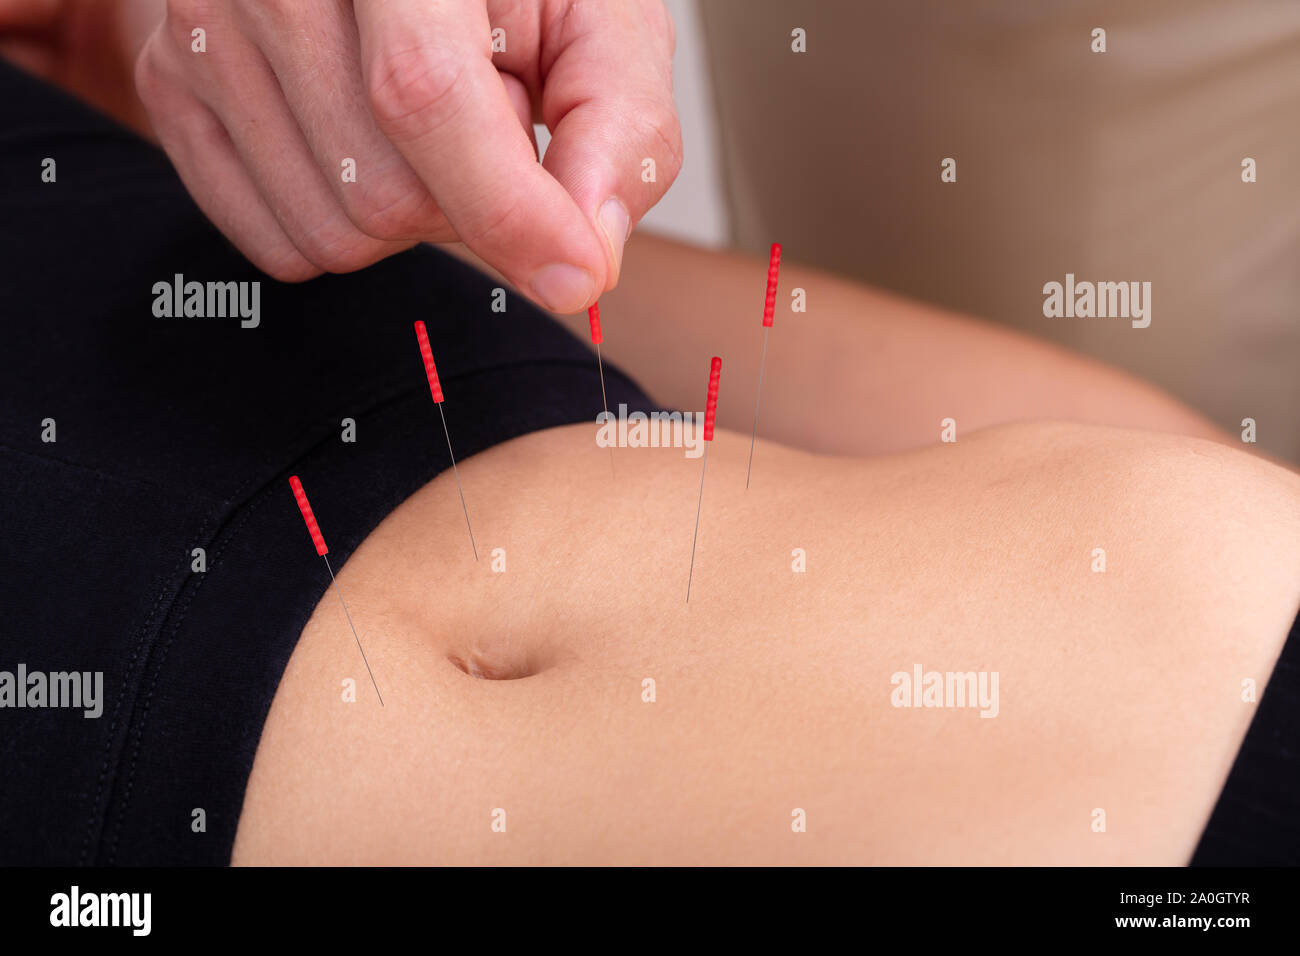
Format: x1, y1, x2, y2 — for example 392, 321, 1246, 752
488, 232, 1240, 457
7, 8, 1295, 864
232, 239, 1300, 865
1, 0, 679, 308
233, 423, 1300, 865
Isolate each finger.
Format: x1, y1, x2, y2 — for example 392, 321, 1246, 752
233, 0, 454, 243
135, 32, 318, 281
535, 0, 682, 289
169, 15, 412, 275
479, 2, 541, 149
356, 0, 608, 313
500, 71, 539, 158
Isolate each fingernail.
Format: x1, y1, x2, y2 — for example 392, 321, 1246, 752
530, 263, 596, 313
597, 197, 631, 279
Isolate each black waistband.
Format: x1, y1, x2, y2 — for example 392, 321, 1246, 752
1190, 605, 1300, 865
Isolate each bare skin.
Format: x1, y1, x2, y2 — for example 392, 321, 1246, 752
4, 0, 680, 296
232, 237, 1298, 865
543, 233, 1235, 456
232, 419, 1300, 865
11, 19, 1289, 865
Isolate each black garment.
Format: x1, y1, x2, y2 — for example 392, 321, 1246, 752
1191, 609, 1300, 865
0, 61, 653, 865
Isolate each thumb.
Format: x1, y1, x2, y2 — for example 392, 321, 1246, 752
538, 0, 681, 290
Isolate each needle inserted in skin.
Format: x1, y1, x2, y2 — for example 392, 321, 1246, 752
414, 320, 478, 561
324, 553, 384, 706
746, 325, 769, 489
686, 356, 722, 603
438, 401, 478, 561
746, 243, 782, 490
685, 443, 709, 603
289, 476, 384, 706
589, 303, 615, 477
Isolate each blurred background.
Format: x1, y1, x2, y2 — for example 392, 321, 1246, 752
563, 0, 1300, 461
7, 0, 1295, 459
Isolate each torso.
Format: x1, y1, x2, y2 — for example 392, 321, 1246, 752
232, 422, 1300, 864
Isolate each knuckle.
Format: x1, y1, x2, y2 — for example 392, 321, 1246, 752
638, 100, 683, 182
459, 192, 524, 249
133, 35, 171, 107
295, 222, 382, 274
367, 47, 468, 132
258, 247, 321, 284
350, 187, 442, 241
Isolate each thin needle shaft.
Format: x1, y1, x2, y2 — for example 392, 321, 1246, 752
745, 326, 770, 489
597, 343, 615, 478
686, 443, 710, 604
438, 403, 478, 560
325, 554, 384, 706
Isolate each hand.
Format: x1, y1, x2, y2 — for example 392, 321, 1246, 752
0, 0, 151, 130
132, 0, 681, 311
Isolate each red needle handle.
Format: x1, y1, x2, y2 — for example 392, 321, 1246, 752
414, 320, 444, 403
704, 356, 721, 441
289, 475, 328, 556
763, 242, 782, 327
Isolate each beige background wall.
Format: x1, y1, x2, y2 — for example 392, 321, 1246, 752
692, 0, 1300, 461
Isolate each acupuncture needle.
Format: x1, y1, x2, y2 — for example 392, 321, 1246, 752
588, 302, 615, 477
414, 320, 478, 560
746, 242, 782, 489
289, 475, 384, 706
686, 356, 722, 604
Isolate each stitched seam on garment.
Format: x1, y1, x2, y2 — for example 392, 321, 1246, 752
78, 469, 258, 865
96, 382, 428, 864
76, 352, 620, 861
98, 356, 626, 863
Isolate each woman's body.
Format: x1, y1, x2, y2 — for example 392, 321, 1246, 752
235, 416, 1300, 864
1, 32, 1296, 866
